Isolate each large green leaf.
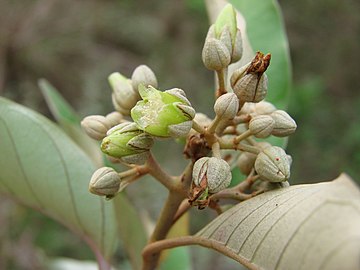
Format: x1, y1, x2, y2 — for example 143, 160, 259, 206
195, 174, 360, 269
113, 194, 148, 270
0, 97, 117, 261
39, 79, 102, 166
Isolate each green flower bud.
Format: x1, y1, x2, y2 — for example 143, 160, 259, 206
131, 85, 195, 138
230, 52, 271, 103
81, 115, 110, 140
109, 72, 140, 115
193, 157, 232, 194
101, 122, 154, 164
202, 37, 231, 71
89, 167, 121, 198
214, 4, 242, 63
254, 146, 290, 182
131, 65, 158, 92
214, 93, 239, 120
214, 4, 237, 46
270, 110, 297, 137
249, 115, 275, 138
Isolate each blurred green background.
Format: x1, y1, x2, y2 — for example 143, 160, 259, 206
0, 0, 359, 269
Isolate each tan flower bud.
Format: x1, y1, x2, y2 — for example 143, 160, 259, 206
249, 115, 275, 138
193, 157, 232, 193
237, 152, 257, 175
89, 167, 121, 197
252, 179, 290, 192
231, 72, 268, 103
271, 110, 297, 137
230, 52, 271, 103
254, 146, 290, 182
202, 38, 231, 71
105, 111, 124, 127
131, 65, 158, 92
109, 72, 140, 115
254, 101, 276, 115
238, 102, 256, 115
231, 29, 243, 63
81, 115, 110, 140
214, 93, 239, 120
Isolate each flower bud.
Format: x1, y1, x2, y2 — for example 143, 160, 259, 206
89, 167, 121, 198
131, 65, 158, 93
254, 101, 276, 115
109, 72, 140, 115
230, 52, 271, 103
238, 102, 256, 115
249, 115, 275, 138
105, 111, 124, 127
131, 85, 195, 138
193, 157, 232, 193
237, 152, 256, 175
214, 4, 242, 63
251, 178, 290, 193
202, 37, 231, 71
101, 122, 154, 164
81, 115, 110, 140
254, 146, 290, 182
270, 110, 297, 137
214, 93, 239, 120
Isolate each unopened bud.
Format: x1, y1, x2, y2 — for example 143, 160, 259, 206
238, 102, 256, 115
214, 4, 242, 63
237, 152, 256, 175
214, 93, 239, 120
254, 146, 290, 182
131, 65, 158, 92
249, 115, 275, 138
193, 157, 232, 193
251, 178, 290, 193
109, 72, 140, 115
81, 115, 110, 140
101, 122, 153, 164
105, 111, 124, 127
254, 101, 276, 115
270, 110, 297, 137
202, 38, 231, 71
230, 52, 271, 103
89, 167, 121, 198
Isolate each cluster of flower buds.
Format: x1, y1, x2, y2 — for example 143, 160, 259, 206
83, 4, 297, 206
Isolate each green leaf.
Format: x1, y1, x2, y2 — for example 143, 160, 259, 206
159, 247, 192, 270
228, 0, 292, 110
39, 79, 102, 166
0, 97, 117, 260
113, 194, 148, 270
194, 174, 360, 269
